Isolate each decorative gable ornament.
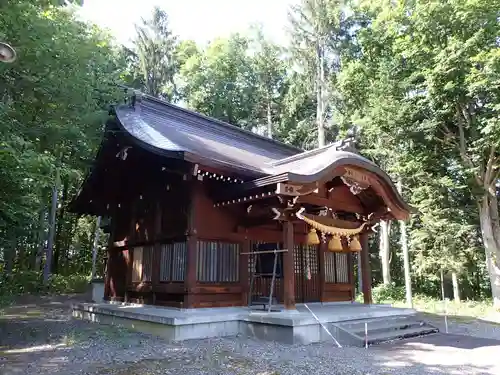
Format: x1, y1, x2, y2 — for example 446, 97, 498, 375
341, 168, 370, 195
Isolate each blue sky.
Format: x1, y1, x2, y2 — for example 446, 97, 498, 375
80, 0, 298, 46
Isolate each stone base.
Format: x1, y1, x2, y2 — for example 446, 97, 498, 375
90, 280, 105, 303
72, 302, 422, 345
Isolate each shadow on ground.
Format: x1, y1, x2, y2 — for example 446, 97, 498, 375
1, 296, 500, 375
369, 332, 500, 375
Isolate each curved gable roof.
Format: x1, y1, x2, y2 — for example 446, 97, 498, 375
114, 96, 299, 175
111, 93, 410, 219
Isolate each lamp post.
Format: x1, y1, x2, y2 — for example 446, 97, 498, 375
0, 42, 16, 63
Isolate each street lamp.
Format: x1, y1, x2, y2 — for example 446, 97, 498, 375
0, 42, 16, 63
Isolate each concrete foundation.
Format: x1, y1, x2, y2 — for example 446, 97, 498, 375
72, 301, 428, 345
90, 280, 105, 303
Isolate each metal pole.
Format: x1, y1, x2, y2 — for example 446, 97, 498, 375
365, 322, 368, 349
268, 250, 278, 312
304, 303, 342, 348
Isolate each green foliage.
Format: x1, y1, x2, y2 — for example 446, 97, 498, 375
1, 0, 498, 305
391, 295, 496, 318
179, 33, 260, 128
372, 283, 406, 303
0, 0, 119, 277
131, 6, 178, 99
339, 0, 500, 298
0, 271, 89, 298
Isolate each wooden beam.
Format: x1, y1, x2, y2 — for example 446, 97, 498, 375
328, 184, 366, 211
239, 216, 276, 228
296, 193, 364, 213
213, 191, 276, 207
283, 221, 295, 309
360, 233, 372, 304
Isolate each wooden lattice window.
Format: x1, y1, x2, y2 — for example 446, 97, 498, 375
134, 199, 154, 243
131, 246, 153, 283
335, 253, 349, 283
159, 242, 187, 282
324, 252, 349, 283
197, 241, 240, 283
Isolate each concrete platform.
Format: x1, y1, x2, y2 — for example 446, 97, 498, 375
72, 301, 427, 345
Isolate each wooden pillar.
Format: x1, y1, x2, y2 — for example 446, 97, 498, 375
104, 249, 111, 301
126, 201, 137, 302
360, 232, 372, 304
151, 201, 162, 305
104, 213, 116, 301
318, 240, 326, 302
283, 220, 295, 309
240, 237, 250, 306
347, 252, 354, 302
184, 179, 199, 308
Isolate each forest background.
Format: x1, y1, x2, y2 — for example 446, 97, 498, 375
1, 0, 500, 315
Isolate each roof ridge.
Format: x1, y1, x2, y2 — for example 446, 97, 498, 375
132, 101, 291, 160
268, 137, 361, 167
269, 143, 338, 167
127, 88, 302, 154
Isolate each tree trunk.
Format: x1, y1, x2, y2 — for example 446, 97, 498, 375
91, 216, 102, 279
440, 268, 446, 300
478, 192, 500, 307
451, 272, 460, 302
266, 96, 273, 139
43, 169, 59, 284
52, 177, 68, 274
454, 108, 500, 306
34, 207, 46, 271
16, 240, 25, 271
316, 42, 326, 148
62, 215, 78, 274
379, 220, 391, 285
397, 179, 412, 308
3, 233, 16, 275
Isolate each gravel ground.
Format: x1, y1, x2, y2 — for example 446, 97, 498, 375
1, 296, 499, 375
421, 312, 500, 340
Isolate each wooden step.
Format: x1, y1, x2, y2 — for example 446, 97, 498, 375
366, 326, 439, 345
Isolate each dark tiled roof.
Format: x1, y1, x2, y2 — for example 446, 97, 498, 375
116, 96, 385, 178
115, 96, 300, 176
75, 93, 410, 218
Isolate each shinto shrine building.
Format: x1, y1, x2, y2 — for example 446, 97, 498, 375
71, 91, 411, 312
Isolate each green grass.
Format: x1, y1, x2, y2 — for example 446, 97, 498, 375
358, 284, 499, 320
356, 288, 498, 320
390, 295, 497, 319
0, 295, 15, 311
0, 271, 90, 308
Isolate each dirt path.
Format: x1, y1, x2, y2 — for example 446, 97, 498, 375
1, 296, 500, 375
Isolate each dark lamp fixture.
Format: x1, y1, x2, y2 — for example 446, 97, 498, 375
0, 42, 16, 63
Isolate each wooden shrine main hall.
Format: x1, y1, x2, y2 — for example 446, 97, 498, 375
71, 92, 410, 311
